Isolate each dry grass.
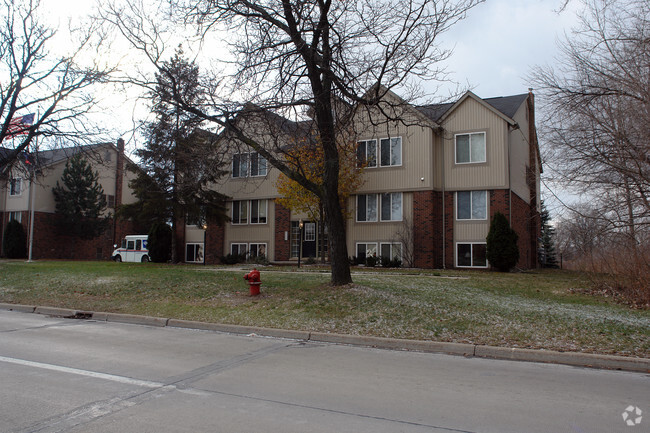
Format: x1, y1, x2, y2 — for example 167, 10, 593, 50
0, 261, 648, 357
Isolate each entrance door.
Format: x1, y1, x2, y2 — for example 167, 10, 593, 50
302, 222, 317, 258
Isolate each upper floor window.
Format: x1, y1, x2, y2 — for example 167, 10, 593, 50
232, 152, 267, 178
357, 194, 378, 222
232, 200, 248, 224
457, 191, 487, 220
9, 178, 22, 196
455, 132, 486, 164
381, 192, 402, 221
380, 137, 402, 167
356, 139, 377, 168
250, 199, 268, 224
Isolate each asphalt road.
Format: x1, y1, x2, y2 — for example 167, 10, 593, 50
0, 310, 647, 433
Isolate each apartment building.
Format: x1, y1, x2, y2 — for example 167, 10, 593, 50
0, 139, 139, 260
185, 89, 541, 269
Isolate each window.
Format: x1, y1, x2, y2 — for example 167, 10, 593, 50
455, 132, 486, 164
232, 153, 248, 178
356, 139, 377, 168
231, 243, 247, 256
357, 194, 378, 222
186, 243, 204, 263
456, 243, 487, 268
356, 243, 377, 261
457, 191, 487, 220
249, 243, 267, 258
304, 222, 316, 241
106, 195, 115, 208
9, 178, 21, 196
136, 239, 142, 250
380, 243, 402, 262
232, 201, 248, 224
250, 152, 267, 177
8, 212, 21, 223
380, 137, 402, 167
381, 192, 402, 221
250, 199, 268, 224
233, 152, 267, 178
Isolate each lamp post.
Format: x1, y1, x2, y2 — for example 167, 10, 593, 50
298, 219, 303, 268
201, 223, 207, 265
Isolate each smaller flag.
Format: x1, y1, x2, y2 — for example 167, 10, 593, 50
5, 113, 35, 139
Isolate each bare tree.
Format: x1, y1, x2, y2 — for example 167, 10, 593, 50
531, 0, 649, 235
102, 0, 482, 285
0, 0, 113, 174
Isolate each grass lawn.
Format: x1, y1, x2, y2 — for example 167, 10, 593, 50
0, 260, 648, 358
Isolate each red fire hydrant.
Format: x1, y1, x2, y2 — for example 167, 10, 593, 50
243, 268, 261, 296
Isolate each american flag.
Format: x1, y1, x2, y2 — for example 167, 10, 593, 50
5, 113, 35, 139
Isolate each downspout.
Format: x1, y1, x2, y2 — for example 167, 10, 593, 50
440, 128, 446, 269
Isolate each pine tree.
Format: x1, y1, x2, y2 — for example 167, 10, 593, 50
539, 202, 559, 268
53, 154, 109, 240
3, 220, 27, 258
486, 212, 519, 272
120, 46, 229, 262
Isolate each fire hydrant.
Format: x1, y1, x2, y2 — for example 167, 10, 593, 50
243, 268, 261, 296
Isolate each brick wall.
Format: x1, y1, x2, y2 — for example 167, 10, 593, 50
413, 190, 443, 268
490, 189, 537, 269
274, 201, 291, 261
444, 191, 455, 268
25, 211, 136, 260
205, 219, 225, 264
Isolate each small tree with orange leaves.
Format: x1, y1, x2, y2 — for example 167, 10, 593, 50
276, 136, 364, 262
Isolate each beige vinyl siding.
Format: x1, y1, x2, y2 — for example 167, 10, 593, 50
217, 146, 281, 200
185, 226, 205, 243
223, 199, 276, 260
454, 221, 489, 242
441, 97, 509, 190
346, 192, 413, 255
508, 101, 532, 204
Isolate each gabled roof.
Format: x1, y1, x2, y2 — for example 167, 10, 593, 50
417, 92, 528, 124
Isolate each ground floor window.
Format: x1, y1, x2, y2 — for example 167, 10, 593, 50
248, 243, 267, 258
356, 242, 378, 261
380, 242, 402, 261
186, 243, 204, 263
8, 211, 21, 223
231, 243, 247, 256
456, 243, 487, 268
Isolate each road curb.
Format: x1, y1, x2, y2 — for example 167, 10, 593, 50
1, 303, 648, 373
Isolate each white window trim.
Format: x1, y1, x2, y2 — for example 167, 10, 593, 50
455, 242, 489, 268
8, 211, 22, 223
357, 139, 378, 168
248, 243, 268, 258
380, 192, 403, 222
250, 199, 268, 225
355, 242, 378, 259
231, 243, 248, 256
454, 132, 486, 165
379, 136, 402, 167
231, 201, 248, 225
456, 191, 488, 221
356, 194, 378, 222
232, 152, 268, 178
9, 178, 22, 196
250, 152, 267, 177
380, 242, 403, 262
185, 243, 205, 263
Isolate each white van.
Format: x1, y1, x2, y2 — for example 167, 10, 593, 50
112, 235, 150, 263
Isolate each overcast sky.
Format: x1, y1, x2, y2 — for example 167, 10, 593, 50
39, 0, 582, 126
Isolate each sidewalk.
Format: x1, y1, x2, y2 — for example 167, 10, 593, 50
1, 302, 648, 373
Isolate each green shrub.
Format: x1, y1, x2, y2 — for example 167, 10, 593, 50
147, 222, 172, 263
3, 220, 27, 259
221, 253, 246, 265
486, 212, 519, 272
365, 255, 377, 267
